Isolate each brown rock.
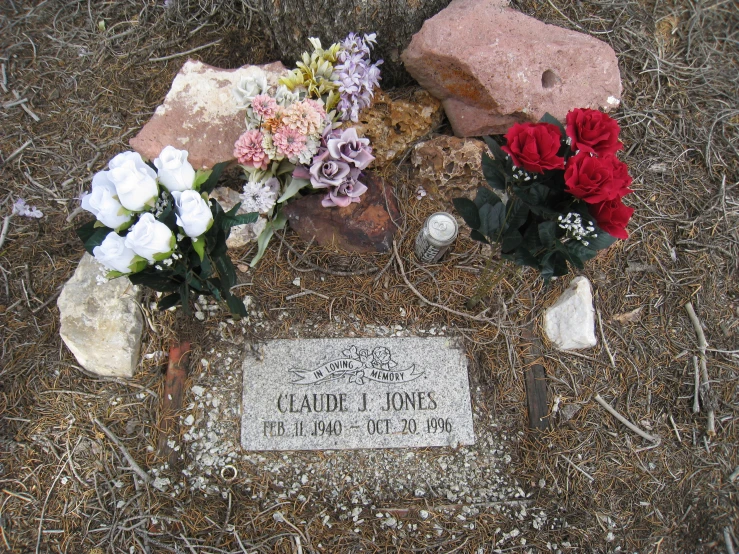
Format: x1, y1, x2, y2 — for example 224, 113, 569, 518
283, 172, 400, 253
130, 60, 287, 170
355, 89, 444, 166
401, 0, 622, 137
411, 135, 488, 209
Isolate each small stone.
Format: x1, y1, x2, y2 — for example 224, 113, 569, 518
402, 0, 622, 136
543, 276, 597, 350
292, 277, 301, 287
209, 187, 267, 249
283, 171, 401, 253
183, 415, 195, 426
419, 510, 430, 520
58, 254, 143, 378
355, 89, 443, 165
130, 60, 287, 169
383, 517, 397, 528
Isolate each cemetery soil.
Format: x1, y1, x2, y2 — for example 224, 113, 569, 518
1, 0, 737, 552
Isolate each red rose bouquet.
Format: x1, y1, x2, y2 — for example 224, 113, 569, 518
453, 109, 633, 304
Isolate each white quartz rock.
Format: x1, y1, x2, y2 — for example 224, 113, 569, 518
57, 254, 143, 377
543, 276, 597, 350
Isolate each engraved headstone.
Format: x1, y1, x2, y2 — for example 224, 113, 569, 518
241, 337, 474, 451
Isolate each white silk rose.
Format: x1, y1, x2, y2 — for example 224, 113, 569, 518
172, 190, 213, 238
154, 146, 196, 192
93, 232, 139, 274
81, 171, 132, 230
123, 213, 175, 262
234, 69, 267, 108
107, 152, 159, 212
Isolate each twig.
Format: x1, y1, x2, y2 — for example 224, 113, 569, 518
31, 286, 63, 314
35, 449, 71, 554
12, 90, 40, 121
93, 417, 153, 484
729, 466, 739, 483
0, 63, 7, 92
692, 356, 701, 414
669, 414, 682, 444
277, 233, 378, 276
725, 528, 736, 554
149, 40, 221, 62
392, 240, 494, 323
3, 140, 31, 165
0, 215, 11, 250
594, 394, 661, 444
3, 97, 27, 108
597, 308, 616, 368
285, 289, 329, 301
560, 454, 595, 482
685, 302, 715, 436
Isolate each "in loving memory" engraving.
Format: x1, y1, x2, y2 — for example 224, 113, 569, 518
289, 345, 425, 385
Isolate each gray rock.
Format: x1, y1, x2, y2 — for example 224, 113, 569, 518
543, 276, 597, 350
57, 254, 143, 377
209, 187, 266, 248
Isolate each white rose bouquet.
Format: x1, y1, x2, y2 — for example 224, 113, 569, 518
77, 146, 257, 317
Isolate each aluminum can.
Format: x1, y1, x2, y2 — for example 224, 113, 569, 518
415, 212, 458, 263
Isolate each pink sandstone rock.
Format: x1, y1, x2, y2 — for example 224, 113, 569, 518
130, 60, 287, 170
401, 0, 622, 137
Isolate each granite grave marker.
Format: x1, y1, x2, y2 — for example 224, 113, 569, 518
241, 337, 474, 451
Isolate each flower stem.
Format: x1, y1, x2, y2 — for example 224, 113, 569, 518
466, 253, 507, 310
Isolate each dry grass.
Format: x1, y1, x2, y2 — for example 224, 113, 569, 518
1, 0, 738, 552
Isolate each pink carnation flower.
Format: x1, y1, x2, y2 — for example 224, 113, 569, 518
273, 125, 307, 160
284, 100, 325, 136
234, 130, 270, 170
251, 94, 278, 120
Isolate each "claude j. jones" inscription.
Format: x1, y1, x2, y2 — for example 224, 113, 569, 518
241, 338, 475, 451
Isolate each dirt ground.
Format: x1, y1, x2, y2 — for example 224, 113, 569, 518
1, 0, 737, 553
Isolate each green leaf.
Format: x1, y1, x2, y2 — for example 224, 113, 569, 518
504, 198, 530, 233
470, 229, 490, 244
538, 221, 559, 247
180, 281, 191, 315
512, 183, 551, 208
275, 158, 297, 176
105, 270, 125, 279
539, 251, 555, 282
539, 112, 566, 139
199, 161, 230, 195
553, 251, 569, 277
128, 270, 183, 292
474, 187, 502, 209
250, 224, 275, 268
215, 254, 237, 289
192, 237, 205, 261
76, 220, 112, 255
483, 136, 508, 164
479, 202, 506, 238
225, 291, 248, 318
565, 241, 598, 263
586, 229, 618, 250
452, 197, 481, 230
192, 169, 212, 191
277, 177, 309, 203
481, 152, 507, 191
500, 230, 523, 253
157, 292, 181, 311
510, 247, 540, 269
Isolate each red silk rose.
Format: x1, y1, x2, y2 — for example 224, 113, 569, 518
588, 198, 634, 239
566, 108, 622, 156
564, 152, 633, 204
502, 122, 564, 173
